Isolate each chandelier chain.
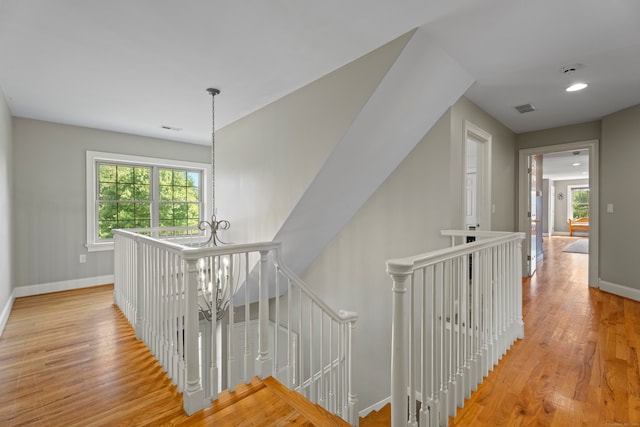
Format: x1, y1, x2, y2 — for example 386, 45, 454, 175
198, 88, 229, 246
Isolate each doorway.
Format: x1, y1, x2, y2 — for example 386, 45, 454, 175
463, 121, 491, 231
518, 140, 599, 286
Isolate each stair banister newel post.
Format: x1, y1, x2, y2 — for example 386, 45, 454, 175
256, 250, 273, 378
183, 258, 205, 415
387, 260, 413, 427
343, 312, 360, 427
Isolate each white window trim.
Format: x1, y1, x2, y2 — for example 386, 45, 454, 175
86, 150, 212, 252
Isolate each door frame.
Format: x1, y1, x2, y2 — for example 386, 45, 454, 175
463, 120, 492, 231
518, 139, 599, 286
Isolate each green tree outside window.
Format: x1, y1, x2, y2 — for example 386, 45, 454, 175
97, 163, 201, 239
571, 188, 589, 219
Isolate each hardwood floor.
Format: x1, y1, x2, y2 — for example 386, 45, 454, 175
2, 236, 639, 426
0, 285, 348, 426
450, 236, 640, 426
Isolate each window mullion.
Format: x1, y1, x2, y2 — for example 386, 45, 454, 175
151, 165, 159, 230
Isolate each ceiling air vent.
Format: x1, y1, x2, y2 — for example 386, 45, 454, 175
515, 103, 536, 114
160, 125, 183, 131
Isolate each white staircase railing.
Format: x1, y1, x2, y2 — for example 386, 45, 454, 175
113, 227, 359, 425
386, 230, 525, 427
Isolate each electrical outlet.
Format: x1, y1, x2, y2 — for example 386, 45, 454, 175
79, 254, 86, 263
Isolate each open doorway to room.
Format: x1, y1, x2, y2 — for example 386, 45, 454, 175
518, 140, 599, 287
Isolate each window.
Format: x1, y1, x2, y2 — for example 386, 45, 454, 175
87, 151, 211, 251
97, 163, 151, 238
568, 185, 589, 219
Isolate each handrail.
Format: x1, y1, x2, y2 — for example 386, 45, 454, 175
274, 250, 359, 324
387, 230, 524, 427
113, 226, 359, 425
387, 231, 524, 274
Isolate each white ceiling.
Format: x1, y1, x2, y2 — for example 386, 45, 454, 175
543, 150, 589, 181
1, 0, 639, 145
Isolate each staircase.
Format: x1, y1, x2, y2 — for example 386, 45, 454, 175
207, 375, 389, 426
113, 227, 359, 424
360, 404, 391, 426
211, 376, 349, 426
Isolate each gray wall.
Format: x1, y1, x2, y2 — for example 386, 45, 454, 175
301, 96, 517, 409
12, 119, 209, 288
543, 179, 549, 234
601, 104, 640, 290
450, 97, 517, 231
517, 121, 601, 150
517, 107, 640, 291
0, 86, 13, 317
216, 33, 411, 246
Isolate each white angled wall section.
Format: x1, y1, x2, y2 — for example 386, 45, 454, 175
274, 27, 475, 275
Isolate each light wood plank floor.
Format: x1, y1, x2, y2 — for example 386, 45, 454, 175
2, 236, 639, 426
450, 236, 640, 426
0, 285, 347, 426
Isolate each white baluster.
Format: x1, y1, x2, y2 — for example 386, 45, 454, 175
287, 277, 293, 388
299, 288, 304, 394
319, 311, 325, 408
135, 238, 144, 340
328, 317, 335, 414
274, 258, 280, 383
228, 255, 236, 392
255, 250, 272, 378
307, 298, 318, 403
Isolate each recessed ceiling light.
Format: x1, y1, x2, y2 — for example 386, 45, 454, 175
566, 83, 588, 92
572, 162, 581, 166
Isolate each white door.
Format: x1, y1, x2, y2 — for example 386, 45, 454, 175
465, 172, 478, 229
463, 121, 491, 231
528, 155, 543, 275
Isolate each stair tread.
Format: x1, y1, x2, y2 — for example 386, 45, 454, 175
208, 376, 349, 426
262, 376, 350, 426
360, 403, 391, 427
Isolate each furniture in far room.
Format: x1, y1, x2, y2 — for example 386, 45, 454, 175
568, 217, 589, 236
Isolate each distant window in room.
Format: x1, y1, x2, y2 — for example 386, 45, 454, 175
86, 151, 210, 251
569, 186, 589, 219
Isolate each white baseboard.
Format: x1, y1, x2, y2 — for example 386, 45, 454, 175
599, 280, 640, 302
0, 289, 16, 337
14, 275, 114, 298
359, 396, 391, 418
